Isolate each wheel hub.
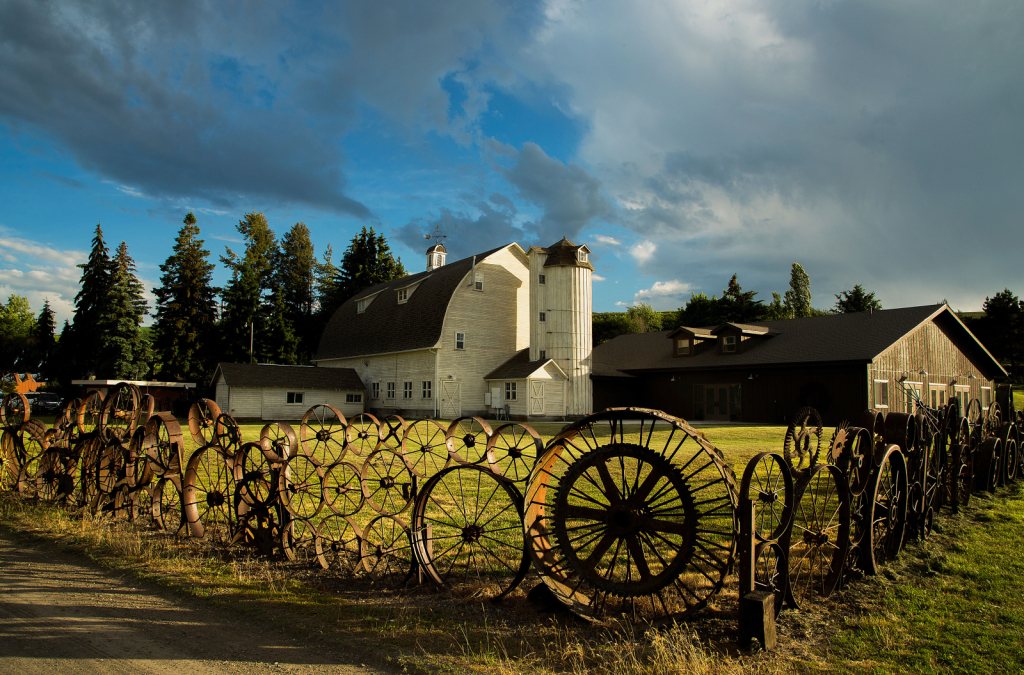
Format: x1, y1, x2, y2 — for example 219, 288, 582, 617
380, 476, 396, 489
462, 524, 484, 542
317, 429, 331, 442
206, 490, 225, 507
463, 434, 475, 447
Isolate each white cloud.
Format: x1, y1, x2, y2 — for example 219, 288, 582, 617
592, 274, 606, 281
592, 234, 621, 246
633, 280, 694, 310
0, 237, 87, 326
629, 240, 656, 264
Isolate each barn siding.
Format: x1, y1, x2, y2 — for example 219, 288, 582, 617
320, 350, 437, 417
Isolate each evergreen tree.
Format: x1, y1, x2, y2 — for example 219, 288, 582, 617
29, 299, 57, 379
973, 289, 1023, 380
834, 284, 882, 313
720, 274, 765, 323
676, 292, 727, 327
99, 242, 150, 379
69, 222, 114, 376
783, 263, 812, 318
153, 212, 219, 382
220, 212, 278, 363
764, 292, 790, 320
264, 286, 299, 364
327, 226, 406, 311
276, 222, 316, 361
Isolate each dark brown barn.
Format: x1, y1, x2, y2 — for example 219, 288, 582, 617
591, 305, 1006, 425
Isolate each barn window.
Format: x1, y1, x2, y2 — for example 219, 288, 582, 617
422, 381, 432, 399
722, 336, 737, 353
539, 274, 546, 285
346, 393, 362, 403
286, 392, 304, 404
357, 299, 366, 313
929, 385, 947, 409
577, 249, 588, 263
371, 383, 379, 399
539, 350, 546, 360
505, 382, 517, 401
873, 380, 889, 408
455, 332, 465, 350
403, 382, 413, 399
397, 288, 408, 303
676, 339, 689, 356
904, 382, 923, 413
386, 382, 395, 399
982, 386, 992, 410
539, 312, 546, 322
953, 385, 969, 411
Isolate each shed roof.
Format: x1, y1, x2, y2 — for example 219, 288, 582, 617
212, 363, 365, 390
314, 245, 519, 361
483, 349, 567, 380
593, 305, 1006, 379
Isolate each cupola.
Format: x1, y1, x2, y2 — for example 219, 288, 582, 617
426, 242, 446, 271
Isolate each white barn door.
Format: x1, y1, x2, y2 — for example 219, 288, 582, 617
530, 381, 545, 415
441, 381, 461, 418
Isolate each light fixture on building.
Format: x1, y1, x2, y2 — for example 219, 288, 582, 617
748, 373, 755, 380
670, 376, 675, 382
919, 369, 928, 376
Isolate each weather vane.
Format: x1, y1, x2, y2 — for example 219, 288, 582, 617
424, 224, 447, 247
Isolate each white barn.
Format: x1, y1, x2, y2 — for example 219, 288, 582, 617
210, 363, 366, 421
313, 238, 594, 421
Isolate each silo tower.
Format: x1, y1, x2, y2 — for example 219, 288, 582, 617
528, 238, 593, 416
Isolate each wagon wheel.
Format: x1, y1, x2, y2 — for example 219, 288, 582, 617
233, 441, 282, 511
1, 393, 29, 427
95, 438, 126, 503
76, 391, 105, 436
379, 415, 408, 450
259, 421, 298, 464
15, 419, 49, 497
322, 461, 364, 516
783, 407, 823, 473
137, 394, 155, 428
35, 449, 65, 503
984, 403, 1002, 441
361, 445, 415, 515
281, 452, 325, 521
404, 419, 452, 479
77, 436, 105, 509
922, 428, 947, 526
999, 424, 1018, 483
98, 383, 139, 442
411, 464, 528, 600
964, 398, 983, 430
144, 413, 185, 478
345, 413, 381, 458
740, 452, 794, 542
448, 417, 493, 467
362, 514, 415, 587
832, 426, 874, 499
974, 437, 1000, 493
126, 427, 151, 490
948, 418, 973, 512
754, 541, 788, 619
883, 413, 916, 455
0, 431, 19, 491
132, 483, 156, 528
183, 444, 236, 544
152, 476, 185, 535
862, 446, 908, 575
282, 516, 319, 564
187, 399, 222, 446
524, 407, 738, 624
487, 423, 543, 483
784, 464, 850, 609
299, 404, 348, 465
214, 413, 242, 454
314, 513, 363, 574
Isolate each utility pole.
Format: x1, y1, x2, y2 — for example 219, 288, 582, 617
249, 321, 254, 365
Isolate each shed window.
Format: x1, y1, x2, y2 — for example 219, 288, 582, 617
286, 392, 304, 404
676, 339, 689, 356
874, 380, 889, 408
539, 274, 546, 285
505, 382, 517, 401
403, 382, 413, 399
539, 312, 546, 322
397, 288, 408, 303
371, 383, 379, 399
386, 382, 395, 400
982, 386, 992, 410
953, 385, 969, 411
455, 332, 465, 350
346, 393, 362, 403
929, 385, 947, 409
722, 336, 737, 353
422, 381, 432, 399
357, 299, 366, 313
904, 382, 923, 413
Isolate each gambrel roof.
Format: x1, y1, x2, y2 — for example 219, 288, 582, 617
593, 305, 1006, 380
314, 244, 523, 361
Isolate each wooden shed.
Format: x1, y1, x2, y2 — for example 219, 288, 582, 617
211, 363, 365, 421
484, 349, 568, 420
592, 305, 1006, 426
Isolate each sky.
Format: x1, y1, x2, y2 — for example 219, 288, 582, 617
0, 0, 1021, 327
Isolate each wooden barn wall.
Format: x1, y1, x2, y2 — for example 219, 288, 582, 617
593, 377, 643, 413
869, 321, 995, 412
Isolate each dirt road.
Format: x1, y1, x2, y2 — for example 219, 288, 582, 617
0, 536, 392, 675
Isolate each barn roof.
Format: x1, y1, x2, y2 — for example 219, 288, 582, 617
483, 349, 568, 380
212, 363, 365, 390
314, 245, 518, 361
593, 305, 1007, 379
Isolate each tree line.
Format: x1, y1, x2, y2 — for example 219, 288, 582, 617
4, 213, 407, 394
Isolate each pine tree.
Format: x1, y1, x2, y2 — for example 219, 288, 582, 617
783, 263, 812, 318
834, 285, 882, 313
720, 274, 765, 323
153, 212, 219, 382
264, 286, 299, 364
29, 299, 57, 379
328, 226, 407, 311
69, 223, 114, 376
276, 222, 316, 361
220, 212, 278, 363
99, 242, 150, 379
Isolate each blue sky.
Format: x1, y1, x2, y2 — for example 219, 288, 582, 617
1, 0, 1022, 327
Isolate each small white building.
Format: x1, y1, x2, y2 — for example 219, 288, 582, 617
210, 363, 365, 421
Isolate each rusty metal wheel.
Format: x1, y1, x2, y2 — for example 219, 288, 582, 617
95, 438, 126, 510
137, 394, 155, 428
524, 408, 737, 624
362, 514, 415, 587
153, 476, 185, 534
999, 424, 1018, 483
975, 437, 1000, 493
76, 391, 105, 436
1, 393, 29, 427
314, 513, 363, 573
323, 461, 364, 516
740, 452, 794, 542
99, 383, 139, 442
833, 427, 874, 498
361, 445, 414, 515
0, 431, 19, 491
35, 449, 64, 502
214, 413, 242, 454
144, 413, 185, 478
15, 420, 49, 497
281, 452, 324, 522
487, 423, 543, 483
379, 415, 407, 450
883, 412, 917, 455
784, 464, 850, 609
783, 407, 823, 473
299, 404, 348, 465
754, 541, 788, 618
404, 420, 452, 479
282, 516, 318, 564
187, 399, 222, 446
863, 446, 908, 575
447, 417, 493, 466
346, 413, 381, 458
233, 442, 284, 553
412, 464, 529, 600
183, 445, 236, 543
260, 422, 298, 463
949, 418, 974, 512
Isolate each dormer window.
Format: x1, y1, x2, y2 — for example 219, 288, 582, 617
722, 336, 737, 353
676, 339, 689, 356
357, 299, 366, 313
397, 288, 408, 303
577, 249, 588, 263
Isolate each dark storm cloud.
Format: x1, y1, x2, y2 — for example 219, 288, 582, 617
395, 192, 521, 265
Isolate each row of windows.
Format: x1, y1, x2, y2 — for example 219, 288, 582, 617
285, 392, 362, 404
371, 382, 434, 399
873, 380, 990, 410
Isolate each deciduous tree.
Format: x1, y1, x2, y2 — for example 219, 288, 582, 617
834, 284, 882, 313
783, 263, 812, 318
